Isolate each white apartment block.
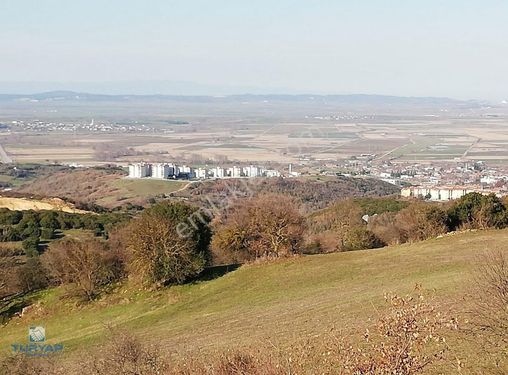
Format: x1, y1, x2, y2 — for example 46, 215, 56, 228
227, 166, 242, 178
179, 165, 194, 178
400, 186, 500, 201
128, 163, 151, 178
195, 168, 207, 179
211, 167, 225, 178
265, 169, 281, 178
243, 165, 260, 177
151, 163, 172, 179
127, 162, 284, 180
180, 165, 191, 173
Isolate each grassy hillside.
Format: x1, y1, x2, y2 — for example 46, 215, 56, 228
1, 229, 506, 366
17, 168, 188, 208
96, 178, 189, 207
16, 168, 123, 206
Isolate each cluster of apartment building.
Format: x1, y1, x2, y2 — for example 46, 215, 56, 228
400, 185, 507, 201
385, 161, 508, 201
339, 158, 508, 188
366, 161, 481, 186
318, 157, 508, 202
128, 162, 282, 180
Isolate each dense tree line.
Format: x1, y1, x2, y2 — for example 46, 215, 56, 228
4, 192, 508, 303
307, 192, 508, 253
0, 163, 67, 189
0, 208, 128, 256
27, 201, 211, 299
185, 176, 400, 213
0, 209, 130, 301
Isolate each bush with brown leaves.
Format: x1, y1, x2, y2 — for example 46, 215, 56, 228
211, 194, 305, 263
338, 291, 458, 375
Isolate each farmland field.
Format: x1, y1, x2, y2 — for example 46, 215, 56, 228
1, 97, 508, 167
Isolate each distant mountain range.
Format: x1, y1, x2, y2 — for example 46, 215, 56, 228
0, 80, 288, 96
0, 90, 487, 108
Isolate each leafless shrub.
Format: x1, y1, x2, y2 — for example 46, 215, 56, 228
16, 257, 49, 293
467, 250, 508, 372
337, 290, 458, 375
42, 238, 124, 300
82, 331, 169, 375
174, 350, 286, 375
472, 250, 508, 341
395, 204, 448, 243
368, 212, 402, 246
0, 355, 61, 375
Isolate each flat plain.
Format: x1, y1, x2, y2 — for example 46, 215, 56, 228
1, 96, 508, 166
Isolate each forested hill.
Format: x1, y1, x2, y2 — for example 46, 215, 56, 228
17, 168, 399, 212
184, 176, 400, 212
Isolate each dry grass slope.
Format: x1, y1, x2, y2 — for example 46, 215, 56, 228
16, 169, 188, 208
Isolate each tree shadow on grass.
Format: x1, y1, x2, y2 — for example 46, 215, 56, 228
193, 263, 241, 283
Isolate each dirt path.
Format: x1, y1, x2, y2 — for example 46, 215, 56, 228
462, 137, 481, 158
173, 180, 196, 193
375, 138, 415, 161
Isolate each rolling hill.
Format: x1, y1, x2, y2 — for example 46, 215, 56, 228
0, 90, 472, 107
1, 228, 506, 372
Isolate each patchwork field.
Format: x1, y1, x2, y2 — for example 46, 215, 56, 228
1, 99, 508, 166
3, 145, 96, 163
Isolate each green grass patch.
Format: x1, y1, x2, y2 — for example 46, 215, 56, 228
1, 229, 507, 362
97, 179, 188, 206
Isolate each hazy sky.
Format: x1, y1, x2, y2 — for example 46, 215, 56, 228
1, 0, 507, 99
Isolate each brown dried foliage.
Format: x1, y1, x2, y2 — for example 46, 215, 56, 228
467, 250, 508, 372
211, 194, 305, 263
42, 238, 124, 300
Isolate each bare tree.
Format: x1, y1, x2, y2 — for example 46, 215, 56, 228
0, 248, 18, 298
0, 257, 9, 297
42, 239, 123, 300
468, 250, 508, 372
